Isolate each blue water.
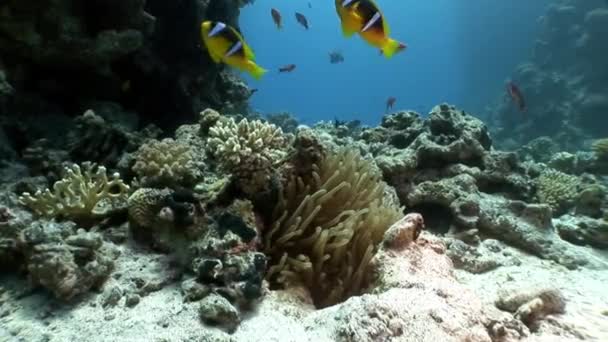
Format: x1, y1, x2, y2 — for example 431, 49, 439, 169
239, 0, 551, 125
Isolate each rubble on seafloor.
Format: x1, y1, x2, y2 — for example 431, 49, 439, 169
0, 101, 606, 342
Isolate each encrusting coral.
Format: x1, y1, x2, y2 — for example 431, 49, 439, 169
19, 163, 130, 224
132, 138, 202, 187
207, 116, 289, 196
264, 148, 402, 308
535, 168, 580, 214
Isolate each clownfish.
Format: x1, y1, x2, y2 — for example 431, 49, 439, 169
201, 21, 267, 80
335, 0, 406, 58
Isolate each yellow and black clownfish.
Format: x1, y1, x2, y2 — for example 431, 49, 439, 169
201, 21, 267, 80
335, 0, 406, 58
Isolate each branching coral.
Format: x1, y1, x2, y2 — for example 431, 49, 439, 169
207, 117, 289, 195
19, 163, 130, 223
536, 169, 580, 214
132, 138, 202, 187
264, 148, 402, 308
592, 138, 608, 160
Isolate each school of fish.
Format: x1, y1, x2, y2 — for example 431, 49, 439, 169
200, 1, 527, 114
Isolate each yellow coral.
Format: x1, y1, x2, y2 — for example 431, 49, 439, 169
264, 148, 402, 308
132, 138, 202, 187
19, 163, 129, 222
592, 138, 608, 160
536, 169, 579, 214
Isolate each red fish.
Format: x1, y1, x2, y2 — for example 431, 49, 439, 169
279, 64, 296, 73
386, 96, 396, 113
271, 8, 282, 30
506, 81, 526, 112
295, 12, 309, 30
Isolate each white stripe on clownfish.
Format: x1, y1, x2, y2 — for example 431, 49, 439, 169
361, 11, 381, 32
225, 40, 243, 57
209, 22, 226, 37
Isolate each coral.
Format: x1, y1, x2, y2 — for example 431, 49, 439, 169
208, 117, 288, 170
127, 187, 204, 250
132, 138, 202, 187
535, 168, 580, 214
19, 163, 130, 224
21, 138, 70, 181
517, 137, 560, 163
178, 199, 266, 325
264, 148, 402, 308
19, 220, 115, 300
207, 117, 289, 195
575, 183, 606, 218
592, 138, 608, 160
265, 112, 299, 134
68, 108, 160, 168
127, 188, 173, 229
199, 108, 222, 136
370, 104, 598, 269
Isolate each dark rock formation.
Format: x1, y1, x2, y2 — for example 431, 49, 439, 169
0, 0, 255, 157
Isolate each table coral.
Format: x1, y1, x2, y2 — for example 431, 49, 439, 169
19, 163, 130, 224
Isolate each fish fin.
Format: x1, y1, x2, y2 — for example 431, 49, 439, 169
243, 43, 256, 60
382, 14, 391, 36
246, 61, 267, 80
381, 38, 403, 58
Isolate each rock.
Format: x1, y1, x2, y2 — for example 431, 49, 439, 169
555, 215, 608, 249
199, 293, 240, 333
382, 213, 424, 249
100, 284, 123, 308
20, 221, 115, 300
125, 294, 140, 308
181, 278, 210, 302
496, 286, 566, 330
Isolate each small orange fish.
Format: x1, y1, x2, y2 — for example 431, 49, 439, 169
386, 96, 396, 113
295, 12, 309, 30
279, 64, 296, 73
271, 8, 282, 30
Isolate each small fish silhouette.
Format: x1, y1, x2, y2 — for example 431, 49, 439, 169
279, 64, 296, 73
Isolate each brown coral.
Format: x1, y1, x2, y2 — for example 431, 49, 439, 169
264, 148, 402, 308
